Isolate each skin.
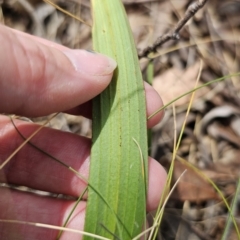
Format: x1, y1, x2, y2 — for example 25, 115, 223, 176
0, 24, 167, 240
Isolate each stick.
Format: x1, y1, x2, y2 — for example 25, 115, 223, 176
138, 0, 208, 59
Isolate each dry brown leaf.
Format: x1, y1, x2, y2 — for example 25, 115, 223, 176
204, 162, 239, 182
171, 161, 219, 201
207, 122, 240, 148
231, 117, 240, 137
201, 105, 240, 130
153, 62, 208, 106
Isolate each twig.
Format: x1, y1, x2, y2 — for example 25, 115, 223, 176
138, 0, 208, 59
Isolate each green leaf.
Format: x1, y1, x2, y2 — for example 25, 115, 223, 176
83, 0, 148, 239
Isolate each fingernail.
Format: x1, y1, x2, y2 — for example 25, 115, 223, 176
62, 49, 117, 75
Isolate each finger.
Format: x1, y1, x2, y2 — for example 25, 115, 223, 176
0, 161, 166, 240
0, 116, 90, 196
144, 82, 164, 128
0, 188, 86, 240
0, 25, 116, 117
0, 116, 167, 211
147, 157, 167, 212
66, 82, 164, 128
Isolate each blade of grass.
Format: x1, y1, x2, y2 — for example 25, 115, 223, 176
146, 60, 154, 156
56, 187, 88, 240
176, 156, 240, 239
0, 219, 111, 240
221, 177, 240, 240
148, 72, 240, 120
147, 169, 187, 240
151, 60, 203, 240
0, 113, 58, 170
42, 0, 91, 27
84, 0, 148, 239
147, 36, 238, 59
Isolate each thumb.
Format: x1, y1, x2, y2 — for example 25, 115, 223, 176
0, 25, 116, 117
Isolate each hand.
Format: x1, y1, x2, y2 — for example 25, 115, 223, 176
0, 24, 167, 240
